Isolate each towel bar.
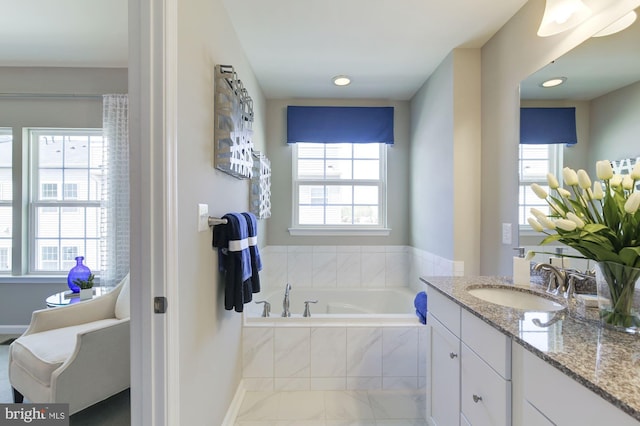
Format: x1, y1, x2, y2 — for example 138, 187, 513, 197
208, 217, 229, 227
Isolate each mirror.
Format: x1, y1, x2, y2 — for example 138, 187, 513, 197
519, 7, 640, 269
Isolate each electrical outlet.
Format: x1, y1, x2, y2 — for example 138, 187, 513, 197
198, 204, 209, 232
502, 223, 512, 245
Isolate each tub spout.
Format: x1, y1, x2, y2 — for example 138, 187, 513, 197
282, 283, 292, 317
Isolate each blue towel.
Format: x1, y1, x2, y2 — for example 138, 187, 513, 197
242, 212, 262, 294
414, 291, 427, 324
213, 213, 254, 311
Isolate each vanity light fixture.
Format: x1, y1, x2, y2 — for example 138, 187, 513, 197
537, 0, 592, 37
541, 77, 567, 88
593, 10, 637, 37
332, 75, 351, 86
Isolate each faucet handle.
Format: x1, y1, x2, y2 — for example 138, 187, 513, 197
303, 300, 318, 317
255, 300, 271, 317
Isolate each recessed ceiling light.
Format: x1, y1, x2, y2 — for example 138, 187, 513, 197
332, 75, 351, 86
541, 77, 567, 88
593, 11, 637, 37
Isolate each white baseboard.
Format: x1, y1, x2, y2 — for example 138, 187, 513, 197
221, 379, 246, 426
0, 325, 28, 335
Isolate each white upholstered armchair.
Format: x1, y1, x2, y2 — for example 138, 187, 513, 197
8, 274, 130, 415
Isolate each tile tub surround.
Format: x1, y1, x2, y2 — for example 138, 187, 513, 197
259, 245, 463, 292
422, 275, 640, 422
242, 324, 428, 392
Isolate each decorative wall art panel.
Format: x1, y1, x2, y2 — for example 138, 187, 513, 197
214, 64, 254, 179
250, 151, 272, 219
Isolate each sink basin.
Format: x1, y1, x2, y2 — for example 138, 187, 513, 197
467, 287, 565, 312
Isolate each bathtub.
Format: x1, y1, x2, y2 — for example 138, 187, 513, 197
244, 287, 420, 325
241, 286, 427, 391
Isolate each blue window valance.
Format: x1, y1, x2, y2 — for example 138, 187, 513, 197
287, 106, 394, 144
520, 107, 577, 145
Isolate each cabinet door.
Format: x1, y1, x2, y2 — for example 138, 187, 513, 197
429, 316, 461, 426
523, 400, 555, 426
461, 344, 511, 426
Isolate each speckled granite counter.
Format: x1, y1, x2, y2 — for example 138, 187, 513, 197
420, 275, 640, 422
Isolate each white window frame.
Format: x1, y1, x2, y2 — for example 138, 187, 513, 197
518, 143, 564, 232
289, 142, 390, 236
0, 128, 12, 273
29, 128, 104, 274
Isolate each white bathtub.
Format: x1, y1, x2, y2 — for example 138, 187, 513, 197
244, 287, 420, 326
241, 286, 427, 391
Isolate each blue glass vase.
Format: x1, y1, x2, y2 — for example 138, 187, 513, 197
67, 256, 91, 293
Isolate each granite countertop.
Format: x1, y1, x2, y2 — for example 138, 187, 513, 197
420, 275, 640, 421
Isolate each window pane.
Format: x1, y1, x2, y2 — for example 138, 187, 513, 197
64, 169, 90, 200
36, 207, 60, 238
61, 209, 86, 238
353, 144, 379, 159
355, 206, 378, 224
326, 185, 352, 204
353, 160, 379, 179
0, 207, 12, 237
299, 185, 324, 204
38, 136, 64, 168
326, 160, 352, 179
0, 133, 11, 168
297, 143, 324, 159
299, 206, 324, 225
0, 247, 10, 271
326, 205, 348, 224
0, 169, 11, 201
85, 207, 101, 238
298, 159, 324, 179
89, 135, 106, 168
64, 135, 90, 168
521, 159, 548, 181
325, 144, 352, 158
354, 186, 378, 204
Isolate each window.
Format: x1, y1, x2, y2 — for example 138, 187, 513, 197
29, 129, 105, 273
0, 128, 12, 271
292, 142, 387, 232
518, 144, 563, 228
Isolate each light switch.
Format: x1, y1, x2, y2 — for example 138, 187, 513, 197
502, 223, 512, 245
198, 204, 209, 232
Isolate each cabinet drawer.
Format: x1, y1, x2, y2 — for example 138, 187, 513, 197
461, 309, 511, 379
523, 400, 555, 426
428, 285, 461, 337
461, 343, 511, 426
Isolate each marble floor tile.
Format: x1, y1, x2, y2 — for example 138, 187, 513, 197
367, 390, 426, 420
236, 391, 281, 421
276, 391, 325, 421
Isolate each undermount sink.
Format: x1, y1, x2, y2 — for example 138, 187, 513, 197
467, 286, 565, 312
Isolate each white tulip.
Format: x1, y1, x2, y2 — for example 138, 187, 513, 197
611, 175, 623, 188
528, 217, 544, 232
624, 192, 640, 214
556, 219, 577, 231
577, 169, 592, 190
623, 175, 634, 190
583, 188, 593, 199
596, 160, 613, 180
632, 162, 640, 180
530, 208, 547, 220
566, 212, 585, 229
539, 216, 557, 230
546, 173, 559, 190
563, 167, 579, 186
558, 188, 571, 198
525, 250, 536, 261
592, 182, 604, 200
531, 183, 548, 199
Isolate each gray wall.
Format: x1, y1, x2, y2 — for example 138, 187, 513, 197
175, 0, 266, 423
265, 98, 411, 246
0, 67, 127, 327
590, 80, 640, 164
410, 49, 481, 275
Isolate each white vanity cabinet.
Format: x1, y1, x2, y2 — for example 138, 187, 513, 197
513, 344, 639, 426
427, 286, 512, 426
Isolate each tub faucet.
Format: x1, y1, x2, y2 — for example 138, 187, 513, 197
533, 263, 566, 295
282, 283, 292, 317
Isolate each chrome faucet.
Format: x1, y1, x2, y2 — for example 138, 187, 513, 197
533, 263, 566, 295
282, 283, 292, 317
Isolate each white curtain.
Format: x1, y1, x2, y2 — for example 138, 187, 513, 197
101, 94, 130, 287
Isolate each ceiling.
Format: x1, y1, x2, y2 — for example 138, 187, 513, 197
0, 0, 531, 100
520, 7, 640, 101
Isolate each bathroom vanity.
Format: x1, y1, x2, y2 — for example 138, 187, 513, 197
422, 276, 640, 426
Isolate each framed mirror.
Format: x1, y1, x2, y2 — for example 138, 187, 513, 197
518, 7, 640, 270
